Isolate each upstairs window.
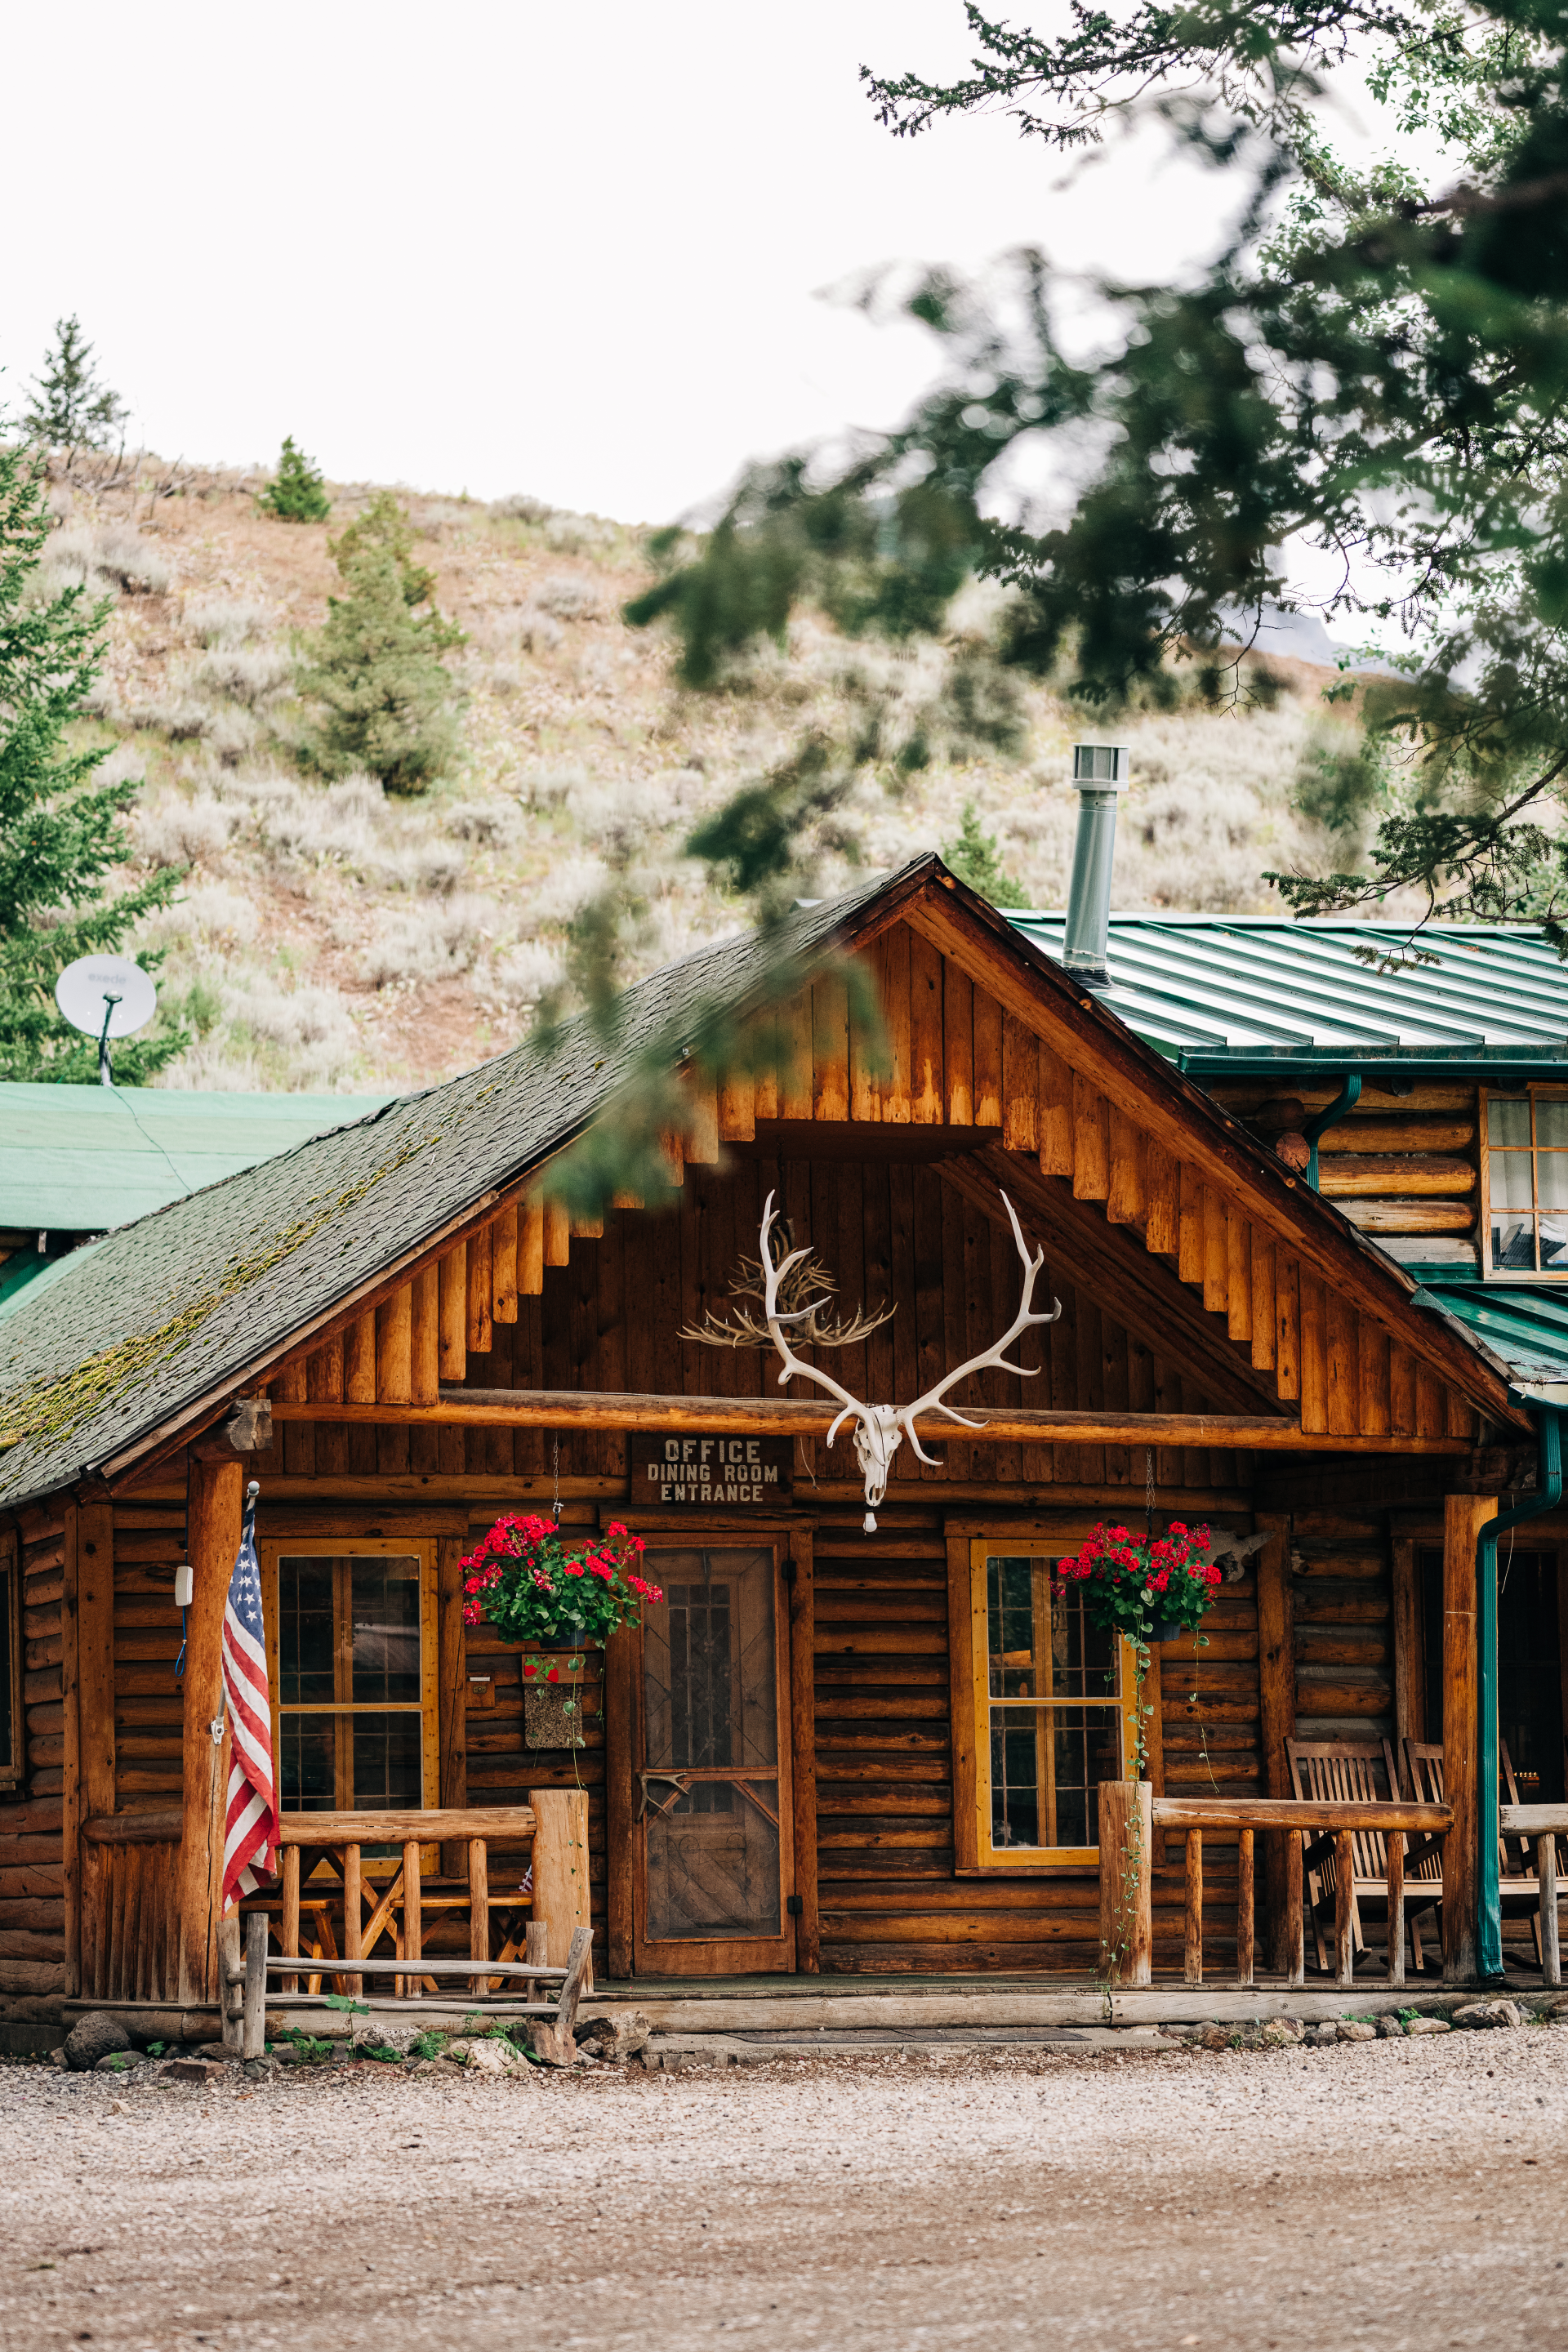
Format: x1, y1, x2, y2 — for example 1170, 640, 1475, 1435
1482, 1089, 1568, 1277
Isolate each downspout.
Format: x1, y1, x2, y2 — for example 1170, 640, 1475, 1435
1477, 1404, 1564, 1976
1303, 1076, 1362, 1192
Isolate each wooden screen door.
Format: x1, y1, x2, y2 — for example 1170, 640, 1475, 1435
631, 1544, 796, 1974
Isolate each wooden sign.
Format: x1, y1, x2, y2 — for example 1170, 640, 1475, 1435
629, 1432, 793, 1508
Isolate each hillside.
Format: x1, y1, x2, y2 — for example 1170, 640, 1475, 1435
46, 454, 1356, 1093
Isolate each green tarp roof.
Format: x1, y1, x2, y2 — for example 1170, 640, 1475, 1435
1009, 914, 1568, 1071
0, 1085, 396, 1234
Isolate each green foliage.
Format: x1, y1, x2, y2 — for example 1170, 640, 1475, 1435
22, 317, 127, 452
355, 2040, 403, 2063
0, 442, 183, 1082
321, 1992, 369, 2013
281, 2028, 335, 2065
941, 801, 1027, 906
258, 435, 332, 524
410, 2030, 448, 2060
614, 0, 1568, 944
296, 492, 465, 792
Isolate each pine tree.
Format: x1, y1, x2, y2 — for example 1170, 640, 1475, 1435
22, 317, 127, 452
257, 435, 332, 524
0, 446, 182, 1082
942, 803, 1027, 908
297, 493, 466, 793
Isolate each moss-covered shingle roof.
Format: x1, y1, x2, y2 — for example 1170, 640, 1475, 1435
0, 869, 902, 1508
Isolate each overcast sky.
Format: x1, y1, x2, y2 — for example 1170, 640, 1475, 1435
1, 0, 1282, 523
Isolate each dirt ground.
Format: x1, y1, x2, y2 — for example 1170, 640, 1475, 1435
3, 2027, 1567, 2351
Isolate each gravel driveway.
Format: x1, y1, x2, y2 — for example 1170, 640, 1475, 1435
2, 2027, 1566, 2351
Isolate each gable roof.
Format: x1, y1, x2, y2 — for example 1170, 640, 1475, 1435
0, 871, 897, 1511
0, 860, 1521, 1512
1008, 914, 1568, 1073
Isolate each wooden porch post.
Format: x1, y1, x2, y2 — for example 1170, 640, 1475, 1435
530, 1786, 591, 1989
1443, 1492, 1494, 1984
435, 1532, 467, 1879
1254, 1514, 1298, 1971
178, 1459, 242, 2005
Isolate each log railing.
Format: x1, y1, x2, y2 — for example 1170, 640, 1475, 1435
271, 1806, 541, 2000
1500, 1804, 1568, 1987
81, 1811, 184, 2004
80, 1793, 590, 2011
1098, 1784, 1451, 1989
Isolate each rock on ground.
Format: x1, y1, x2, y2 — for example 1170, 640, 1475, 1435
4, 2029, 1568, 2351
62, 2014, 129, 2071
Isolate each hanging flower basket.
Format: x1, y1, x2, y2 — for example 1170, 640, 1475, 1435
1056, 1520, 1218, 1655
460, 1515, 664, 1653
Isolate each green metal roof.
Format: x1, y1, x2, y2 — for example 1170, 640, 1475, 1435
1008, 915, 1568, 1072
1411, 1282, 1568, 1399
0, 1085, 397, 1234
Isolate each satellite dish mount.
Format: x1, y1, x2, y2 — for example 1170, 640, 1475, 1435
53, 956, 158, 1086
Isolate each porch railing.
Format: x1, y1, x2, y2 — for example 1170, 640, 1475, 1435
1098, 1785, 1452, 1990
271, 1806, 540, 1999
78, 1789, 590, 2011
1499, 1803, 1568, 1986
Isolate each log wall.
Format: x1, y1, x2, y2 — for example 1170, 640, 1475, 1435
0, 1499, 69, 2013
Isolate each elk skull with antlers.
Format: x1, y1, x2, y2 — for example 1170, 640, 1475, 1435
683, 1190, 1061, 1530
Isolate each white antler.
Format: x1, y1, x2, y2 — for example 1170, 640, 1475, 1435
753, 1187, 1060, 1530
890, 1192, 1059, 1468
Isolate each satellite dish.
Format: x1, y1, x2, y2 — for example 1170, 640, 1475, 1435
55, 955, 158, 1085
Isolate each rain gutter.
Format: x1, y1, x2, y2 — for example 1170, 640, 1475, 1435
1478, 1402, 1563, 1977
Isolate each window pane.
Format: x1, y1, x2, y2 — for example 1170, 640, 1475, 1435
1543, 1218, 1568, 1270
278, 1558, 335, 1704
279, 1714, 337, 1809
987, 1555, 1116, 1701
350, 1713, 423, 1809
1539, 1152, 1568, 1214
1489, 1096, 1532, 1147
351, 1557, 421, 1703
1490, 1150, 1535, 1212
1492, 1214, 1539, 1271
990, 1704, 1121, 1851
1535, 1097, 1568, 1150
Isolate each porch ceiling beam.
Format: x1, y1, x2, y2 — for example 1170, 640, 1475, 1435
264, 1389, 1469, 1453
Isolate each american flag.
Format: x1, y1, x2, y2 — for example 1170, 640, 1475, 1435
220, 1482, 278, 1910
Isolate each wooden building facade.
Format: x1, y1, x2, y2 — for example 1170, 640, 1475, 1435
1, 859, 1561, 2040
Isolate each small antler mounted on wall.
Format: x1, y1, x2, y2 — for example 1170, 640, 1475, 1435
683, 1189, 1062, 1529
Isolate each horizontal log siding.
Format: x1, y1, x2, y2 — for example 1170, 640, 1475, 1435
1152, 1574, 1263, 1972
1291, 1515, 1393, 1747
1208, 1080, 1482, 1264
0, 1501, 68, 1981
111, 1503, 188, 1811
245, 1154, 1247, 1494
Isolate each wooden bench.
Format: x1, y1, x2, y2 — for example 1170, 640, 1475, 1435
1499, 1804, 1568, 1985
227, 1921, 595, 2062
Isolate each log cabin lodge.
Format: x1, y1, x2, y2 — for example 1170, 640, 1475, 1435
7, 804, 1568, 2048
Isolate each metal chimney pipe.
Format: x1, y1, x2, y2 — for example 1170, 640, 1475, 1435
1062, 743, 1130, 987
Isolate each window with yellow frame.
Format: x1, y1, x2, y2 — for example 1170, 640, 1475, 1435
969, 1542, 1138, 1869
258, 1535, 439, 1841
1481, 1087, 1568, 1277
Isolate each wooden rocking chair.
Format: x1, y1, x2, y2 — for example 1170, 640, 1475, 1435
1285, 1737, 1446, 1976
